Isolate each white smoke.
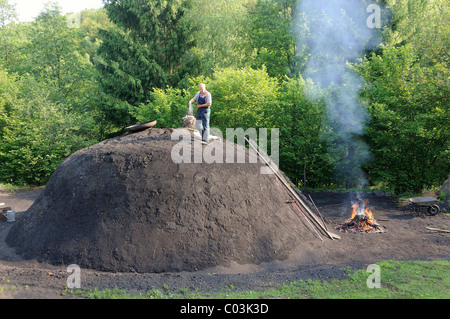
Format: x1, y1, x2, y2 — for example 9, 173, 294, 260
296, 0, 382, 188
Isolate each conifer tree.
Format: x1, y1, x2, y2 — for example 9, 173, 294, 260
96, 0, 195, 110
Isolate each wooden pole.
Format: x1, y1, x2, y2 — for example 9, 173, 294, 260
425, 227, 450, 233
308, 194, 328, 231
245, 137, 340, 240
292, 201, 324, 242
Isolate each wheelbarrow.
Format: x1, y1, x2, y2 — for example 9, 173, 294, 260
409, 197, 440, 216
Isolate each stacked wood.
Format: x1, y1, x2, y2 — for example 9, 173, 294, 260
337, 199, 384, 233
337, 213, 384, 233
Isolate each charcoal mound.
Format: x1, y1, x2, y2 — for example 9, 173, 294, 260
6, 129, 317, 273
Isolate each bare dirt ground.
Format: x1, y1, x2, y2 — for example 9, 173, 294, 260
0, 187, 448, 299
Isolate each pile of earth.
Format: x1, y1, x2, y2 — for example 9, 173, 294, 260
6, 129, 321, 273
437, 177, 450, 198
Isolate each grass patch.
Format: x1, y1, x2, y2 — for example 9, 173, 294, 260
0, 183, 30, 193
0, 183, 44, 193
81, 260, 450, 299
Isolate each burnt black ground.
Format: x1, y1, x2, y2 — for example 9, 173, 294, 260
5, 129, 320, 273
0, 129, 448, 298
0, 187, 448, 298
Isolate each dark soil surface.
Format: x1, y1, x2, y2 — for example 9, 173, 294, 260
5, 129, 319, 273
0, 129, 448, 299
1, 187, 448, 299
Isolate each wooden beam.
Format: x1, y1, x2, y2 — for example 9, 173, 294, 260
425, 227, 450, 233
245, 137, 340, 241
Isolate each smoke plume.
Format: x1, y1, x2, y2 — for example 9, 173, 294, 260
296, 0, 381, 188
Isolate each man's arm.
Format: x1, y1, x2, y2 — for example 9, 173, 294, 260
189, 93, 199, 106
197, 102, 211, 108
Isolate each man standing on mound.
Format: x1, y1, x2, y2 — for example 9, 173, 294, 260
189, 83, 212, 145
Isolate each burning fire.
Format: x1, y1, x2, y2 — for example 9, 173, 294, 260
337, 199, 383, 233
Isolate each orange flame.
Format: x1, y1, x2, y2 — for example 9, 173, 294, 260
344, 199, 380, 232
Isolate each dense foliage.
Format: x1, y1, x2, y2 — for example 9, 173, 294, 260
0, 0, 448, 193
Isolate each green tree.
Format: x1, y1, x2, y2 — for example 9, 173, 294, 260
274, 77, 335, 187
206, 66, 279, 131
383, 0, 449, 67
183, 0, 256, 76
0, 74, 97, 185
5, 3, 99, 118
133, 87, 190, 128
250, 0, 302, 78
0, 0, 16, 27
96, 0, 196, 129
357, 0, 450, 193
0, 65, 18, 136
0, 0, 16, 65
0, 0, 29, 70
36, 5, 90, 103
133, 67, 280, 131
360, 44, 449, 193
0, 3, 106, 185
